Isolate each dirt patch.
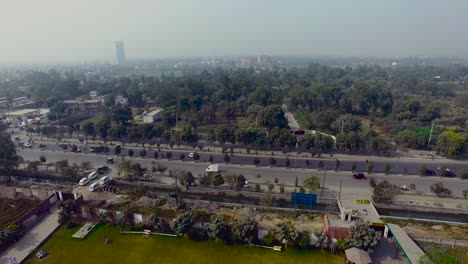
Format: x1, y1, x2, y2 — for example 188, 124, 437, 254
384, 219, 468, 240
0, 198, 40, 228
215, 206, 324, 233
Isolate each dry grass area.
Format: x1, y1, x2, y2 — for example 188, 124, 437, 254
0, 198, 40, 228
216, 206, 324, 233
96, 194, 325, 233
383, 218, 468, 240
405, 224, 468, 240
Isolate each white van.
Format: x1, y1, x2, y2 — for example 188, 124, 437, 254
88, 171, 98, 180
99, 176, 110, 185
79, 177, 89, 186
206, 164, 219, 173
89, 182, 99, 192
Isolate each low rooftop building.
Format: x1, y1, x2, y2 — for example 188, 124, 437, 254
142, 107, 164, 123
63, 98, 104, 114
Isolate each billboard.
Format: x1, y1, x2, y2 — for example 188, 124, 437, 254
291, 192, 317, 208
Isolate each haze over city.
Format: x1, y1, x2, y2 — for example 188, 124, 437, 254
1, 0, 468, 64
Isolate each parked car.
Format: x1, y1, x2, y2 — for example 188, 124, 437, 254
39, 144, 46, 149
97, 166, 109, 174
89, 182, 99, 192
99, 176, 110, 185
88, 171, 98, 180
353, 173, 366, 179
79, 177, 89, 186
188, 152, 194, 158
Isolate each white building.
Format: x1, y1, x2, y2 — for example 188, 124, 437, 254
142, 108, 164, 123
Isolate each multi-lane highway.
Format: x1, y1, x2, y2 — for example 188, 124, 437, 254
17, 146, 468, 199
23, 140, 467, 176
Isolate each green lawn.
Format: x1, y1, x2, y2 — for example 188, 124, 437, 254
26, 225, 343, 264
293, 112, 312, 130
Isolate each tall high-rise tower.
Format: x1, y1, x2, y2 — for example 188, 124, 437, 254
115, 41, 126, 65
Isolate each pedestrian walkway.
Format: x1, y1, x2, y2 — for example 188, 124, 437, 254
0, 209, 60, 264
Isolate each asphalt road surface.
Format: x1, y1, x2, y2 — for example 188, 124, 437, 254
23, 141, 468, 177
18, 148, 468, 199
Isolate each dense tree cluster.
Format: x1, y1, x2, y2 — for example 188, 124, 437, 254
3, 62, 467, 156
347, 220, 382, 252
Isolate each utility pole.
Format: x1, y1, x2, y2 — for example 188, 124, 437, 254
338, 175, 343, 201
320, 167, 327, 197
396, 153, 400, 175
427, 122, 434, 150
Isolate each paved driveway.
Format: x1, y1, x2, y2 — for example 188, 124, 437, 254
0, 209, 60, 264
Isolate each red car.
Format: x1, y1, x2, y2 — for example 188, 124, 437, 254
353, 173, 366, 179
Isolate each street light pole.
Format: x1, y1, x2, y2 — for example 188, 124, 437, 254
338, 175, 343, 201
321, 167, 327, 197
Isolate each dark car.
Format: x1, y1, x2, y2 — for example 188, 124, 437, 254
437, 167, 456, 177
353, 173, 366, 179
106, 158, 114, 164
97, 166, 109, 174
424, 169, 436, 176
90, 146, 104, 153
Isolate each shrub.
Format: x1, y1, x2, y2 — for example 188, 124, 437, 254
263, 234, 274, 246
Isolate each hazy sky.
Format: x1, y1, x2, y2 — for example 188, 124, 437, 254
1, 0, 468, 63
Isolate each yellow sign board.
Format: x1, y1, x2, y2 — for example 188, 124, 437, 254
355, 200, 370, 204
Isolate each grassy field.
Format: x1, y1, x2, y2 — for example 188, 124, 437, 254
0, 198, 40, 228
293, 112, 312, 130
26, 225, 343, 264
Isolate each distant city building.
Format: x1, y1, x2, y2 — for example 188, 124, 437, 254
240, 56, 254, 66
63, 98, 104, 115
115, 41, 126, 65
257, 55, 272, 65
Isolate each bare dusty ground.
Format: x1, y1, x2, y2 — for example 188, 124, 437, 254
215, 206, 324, 233
404, 224, 468, 240
386, 219, 468, 240
0, 198, 40, 228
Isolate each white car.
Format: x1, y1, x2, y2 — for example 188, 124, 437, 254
22, 143, 33, 148
188, 152, 194, 158
206, 164, 219, 173
79, 177, 89, 186
89, 182, 99, 192
88, 171, 98, 180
